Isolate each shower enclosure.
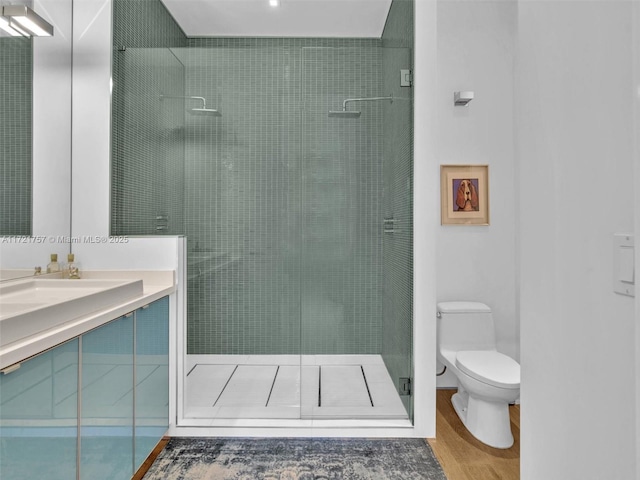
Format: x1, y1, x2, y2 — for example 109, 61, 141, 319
110, 0, 414, 425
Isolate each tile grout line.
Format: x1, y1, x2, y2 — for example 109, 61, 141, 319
361, 365, 375, 407
212, 364, 238, 407
318, 365, 322, 407
265, 365, 280, 407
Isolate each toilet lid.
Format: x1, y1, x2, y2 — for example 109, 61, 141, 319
455, 350, 520, 389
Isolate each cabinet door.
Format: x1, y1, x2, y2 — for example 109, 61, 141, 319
80, 315, 134, 480
0, 339, 79, 480
134, 296, 169, 470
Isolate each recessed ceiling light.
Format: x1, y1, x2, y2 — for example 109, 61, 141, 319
269, 0, 280, 7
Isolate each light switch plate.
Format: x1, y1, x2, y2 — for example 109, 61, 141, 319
614, 234, 635, 297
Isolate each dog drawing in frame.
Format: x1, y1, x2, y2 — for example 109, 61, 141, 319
455, 179, 479, 212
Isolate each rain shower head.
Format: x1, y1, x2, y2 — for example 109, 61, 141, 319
328, 110, 361, 118
329, 94, 394, 118
189, 107, 222, 117
160, 94, 222, 118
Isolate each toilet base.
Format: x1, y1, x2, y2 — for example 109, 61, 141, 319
451, 389, 514, 449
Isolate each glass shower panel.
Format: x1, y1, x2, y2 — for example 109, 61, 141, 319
299, 47, 386, 418
111, 47, 185, 236
179, 41, 413, 423
300, 47, 384, 356
108, 0, 415, 426
183, 45, 302, 420
381, 44, 414, 420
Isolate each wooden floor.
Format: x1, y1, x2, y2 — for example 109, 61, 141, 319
133, 437, 170, 480
427, 389, 520, 480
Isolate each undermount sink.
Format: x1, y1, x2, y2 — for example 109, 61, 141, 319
0, 278, 143, 347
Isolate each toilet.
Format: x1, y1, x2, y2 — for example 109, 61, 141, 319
437, 302, 520, 449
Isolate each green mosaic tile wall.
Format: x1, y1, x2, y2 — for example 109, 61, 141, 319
184, 41, 385, 355
381, 0, 414, 414
111, 0, 187, 236
300, 46, 384, 355
0, 37, 32, 236
110, 1, 414, 363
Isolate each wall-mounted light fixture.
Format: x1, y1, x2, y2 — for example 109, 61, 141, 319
269, 0, 280, 7
0, 15, 21, 36
0, 5, 54, 37
454, 91, 474, 106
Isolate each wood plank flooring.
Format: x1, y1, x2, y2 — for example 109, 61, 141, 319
427, 389, 520, 480
132, 436, 169, 480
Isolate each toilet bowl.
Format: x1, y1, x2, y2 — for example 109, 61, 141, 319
437, 302, 520, 449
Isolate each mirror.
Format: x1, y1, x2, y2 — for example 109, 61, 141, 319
0, 34, 32, 237
0, 0, 73, 281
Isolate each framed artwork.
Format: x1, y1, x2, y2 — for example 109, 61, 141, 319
440, 164, 489, 225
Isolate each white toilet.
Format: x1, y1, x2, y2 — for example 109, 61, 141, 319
437, 301, 520, 449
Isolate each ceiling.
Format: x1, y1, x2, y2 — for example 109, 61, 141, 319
160, 0, 393, 38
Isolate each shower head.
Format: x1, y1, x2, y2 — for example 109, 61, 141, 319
329, 95, 394, 119
189, 107, 222, 117
160, 94, 222, 118
328, 110, 361, 118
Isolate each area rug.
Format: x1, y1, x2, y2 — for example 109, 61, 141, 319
142, 437, 447, 480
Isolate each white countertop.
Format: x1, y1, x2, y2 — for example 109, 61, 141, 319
0, 270, 175, 370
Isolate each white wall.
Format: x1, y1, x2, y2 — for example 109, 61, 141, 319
72, 0, 111, 240
33, 0, 72, 240
517, 2, 636, 479
413, 0, 439, 438
435, 0, 518, 387
635, 2, 640, 474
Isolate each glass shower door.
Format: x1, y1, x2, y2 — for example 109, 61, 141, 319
182, 45, 303, 420
380, 44, 414, 420
299, 45, 414, 421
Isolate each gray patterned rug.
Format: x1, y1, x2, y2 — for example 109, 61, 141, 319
142, 437, 447, 480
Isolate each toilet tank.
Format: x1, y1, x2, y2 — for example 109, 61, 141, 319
437, 302, 496, 352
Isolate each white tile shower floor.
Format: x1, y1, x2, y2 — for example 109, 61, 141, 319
184, 355, 409, 420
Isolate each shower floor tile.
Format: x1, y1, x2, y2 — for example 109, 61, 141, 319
186, 364, 236, 407
216, 365, 277, 407
184, 355, 408, 420
320, 365, 371, 408
268, 366, 302, 407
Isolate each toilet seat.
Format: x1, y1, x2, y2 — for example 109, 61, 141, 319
455, 350, 520, 389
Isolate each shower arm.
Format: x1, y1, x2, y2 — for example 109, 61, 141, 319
340, 95, 394, 112
159, 95, 207, 109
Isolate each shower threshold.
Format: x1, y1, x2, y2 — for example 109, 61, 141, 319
184, 354, 409, 421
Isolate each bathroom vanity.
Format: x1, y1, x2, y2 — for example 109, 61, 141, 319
0, 271, 175, 480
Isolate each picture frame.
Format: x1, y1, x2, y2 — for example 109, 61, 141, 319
440, 164, 490, 225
